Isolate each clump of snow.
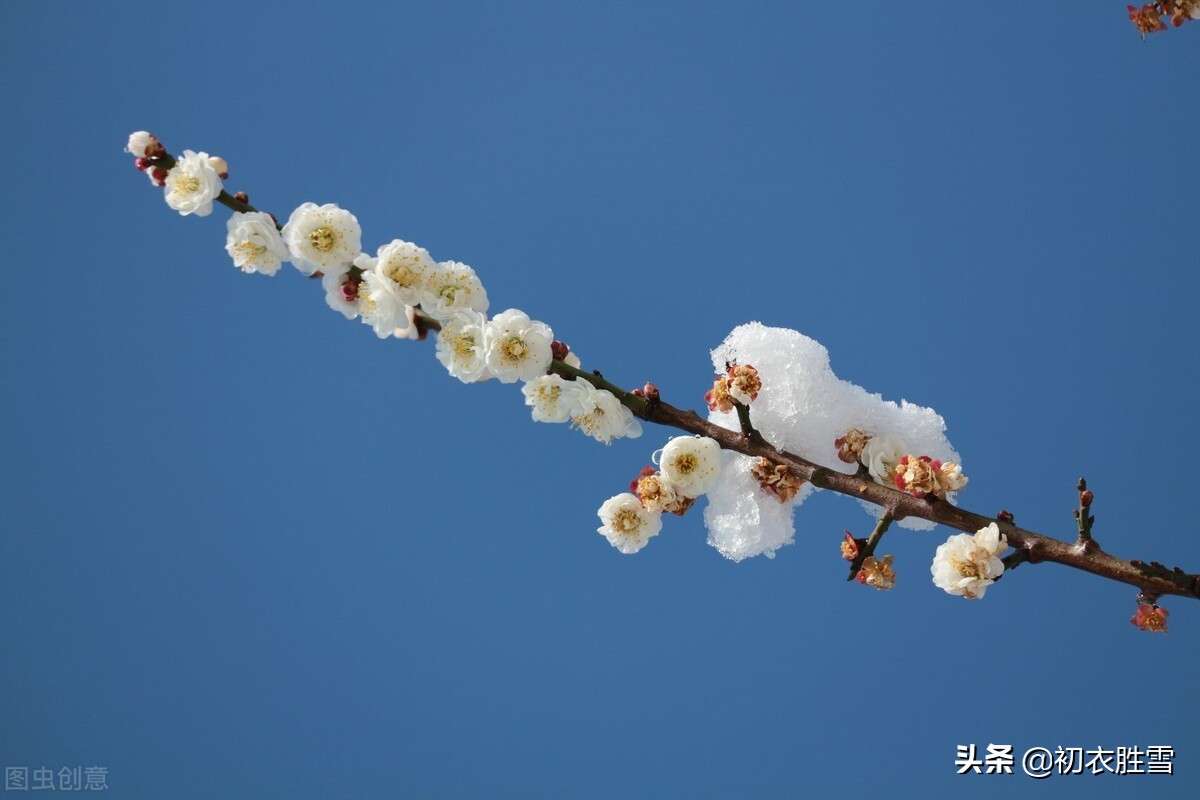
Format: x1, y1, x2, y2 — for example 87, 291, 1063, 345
703, 322, 961, 561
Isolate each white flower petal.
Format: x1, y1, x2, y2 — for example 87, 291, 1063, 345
596, 493, 663, 554
164, 150, 223, 217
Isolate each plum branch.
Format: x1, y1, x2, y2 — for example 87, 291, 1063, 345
125, 134, 1198, 637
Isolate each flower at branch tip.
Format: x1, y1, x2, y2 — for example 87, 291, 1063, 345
631, 468, 680, 514
657, 436, 721, 498
163, 150, 223, 217
224, 211, 288, 276
569, 380, 642, 444
483, 308, 554, 383
422, 260, 489, 321
859, 435, 906, 486
596, 492, 663, 554
856, 555, 896, 591
1131, 603, 1169, 633
1127, 4, 1167, 37
726, 363, 761, 405
705, 375, 734, 413
125, 131, 163, 158
835, 428, 869, 464
522, 373, 576, 422
931, 522, 1008, 600
436, 310, 492, 383
281, 202, 362, 277
372, 239, 435, 305
1183, 0, 1200, 24
750, 457, 805, 502
360, 265, 418, 339
841, 531, 860, 561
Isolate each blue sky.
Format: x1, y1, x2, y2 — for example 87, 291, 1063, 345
2, 2, 1198, 798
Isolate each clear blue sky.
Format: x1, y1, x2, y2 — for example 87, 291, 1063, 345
2, 2, 1198, 798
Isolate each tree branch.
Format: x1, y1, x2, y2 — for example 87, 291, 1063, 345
140, 148, 1200, 605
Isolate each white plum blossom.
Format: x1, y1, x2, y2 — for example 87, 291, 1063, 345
569, 380, 642, 444
658, 436, 722, 498
375, 239, 435, 306
207, 155, 228, 177
163, 150, 223, 217
281, 202, 362, 277
359, 268, 416, 339
563, 350, 581, 369
484, 309, 554, 383
435, 310, 491, 383
522, 374, 577, 423
938, 461, 969, 494
422, 261, 488, 321
931, 522, 1009, 599
125, 131, 160, 157
596, 492, 663, 554
322, 270, 361, 320
860, 435, 907, 486
224, 212, 288, 276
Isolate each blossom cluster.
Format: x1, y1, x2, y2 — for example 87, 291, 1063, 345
129, 132, 1110, 614
1127, 1, 1199, 38
126, 132, 641, 455
596, 436, 722, 554
836, 428, 968, 500
705, 363, 762, 413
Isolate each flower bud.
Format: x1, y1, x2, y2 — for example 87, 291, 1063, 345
126, 131, 161, 157
834, 428, 869, 464
234, 191, 250, 205
840, 531, 860, 561
1080, 489, 1094, 507
641, 382, 660, 403
207, 156, 229, 179
551, 340, 569, 362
